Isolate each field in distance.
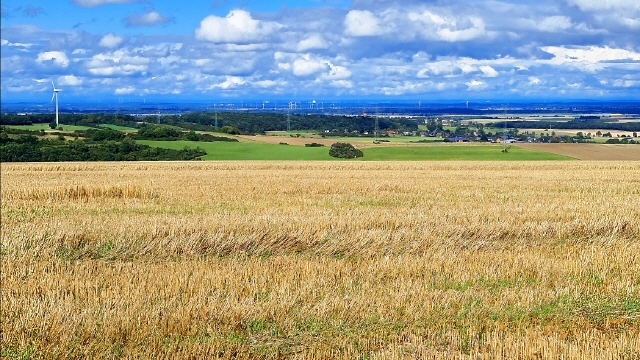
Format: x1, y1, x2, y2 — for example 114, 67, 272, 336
519, 143, 640, 160
2, 161, 639, 359
138, 139, 572, 161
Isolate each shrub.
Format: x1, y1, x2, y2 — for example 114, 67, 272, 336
305, 143, 325, 147
219, 125, 240, 135
329, 142, 363, 158
606, 138, 637, 144
86, 128, 126, 141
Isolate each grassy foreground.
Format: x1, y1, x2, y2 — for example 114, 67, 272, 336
138, 140, 572, 160
2, 161, 639, 359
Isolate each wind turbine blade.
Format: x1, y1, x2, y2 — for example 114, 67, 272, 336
52, 81, 56, 89
51, 92, 55, 103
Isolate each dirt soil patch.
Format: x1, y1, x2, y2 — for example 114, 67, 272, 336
519, 143, 640, 160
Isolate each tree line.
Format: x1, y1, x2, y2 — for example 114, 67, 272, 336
0, 112, 419, 134
128, 124, 238, 142
0, 127, 206, 162
487, 119, 640, 132
0, 113, 140, 128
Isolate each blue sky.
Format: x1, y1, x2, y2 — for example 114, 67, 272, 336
1, 0, 639, 103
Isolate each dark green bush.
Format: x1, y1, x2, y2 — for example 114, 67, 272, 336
329, 142, 363, 158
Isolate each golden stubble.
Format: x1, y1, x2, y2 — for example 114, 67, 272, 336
2, 161, 639, 359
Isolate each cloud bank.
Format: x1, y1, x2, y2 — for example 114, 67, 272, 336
1, 0, 639, 101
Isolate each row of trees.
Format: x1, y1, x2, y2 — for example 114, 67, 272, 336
488, 119, 640, 132
0, 113, 140, 128
4, 112, 639, 134
154, 113, 419, 135
0, 112, 419, 135
0, 127, 206, 162
128, 124, 238, 142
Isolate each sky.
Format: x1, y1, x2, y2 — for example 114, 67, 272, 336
1, 0, 639, 103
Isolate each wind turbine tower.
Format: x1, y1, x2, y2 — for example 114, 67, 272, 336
374, 107, 379, 142
51, 81, 61, 128
214, 103, 218, 129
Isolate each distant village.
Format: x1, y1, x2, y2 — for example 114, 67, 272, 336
322, 115, 639, 144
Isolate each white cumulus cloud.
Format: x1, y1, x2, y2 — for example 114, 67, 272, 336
114, 86, 135, 95
36, 51, 69, 67
407, 10, 488, 42
297, 34, 329, 52
326, 64, 351, 79
437, 18, 486, 42
466, 79, 487, 90
292, 55, 330, 77
88, 64, 147, 76
195, 10, 281, 44
479, 65, 499, 77
1, 39, 35, 49
99, 33, 124, 48
417, 61, 456, 77
215, 76, 245, 89
254, 80, 278, 88
126, 11, 171, 27
331, 79, 353, 89
542, 45, 640, 63
538, 16, 573, 32
58, 75, 83, 86
344, 10, 385, 36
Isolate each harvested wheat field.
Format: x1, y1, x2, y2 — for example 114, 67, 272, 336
519, 143, 640, 160
2, 161, 640, 359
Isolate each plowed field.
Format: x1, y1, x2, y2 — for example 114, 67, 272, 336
519, 143, 640, 160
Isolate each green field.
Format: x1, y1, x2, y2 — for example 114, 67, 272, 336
137, 140, 334, 160
363, 144, 573, 160
138, 140, 573, 160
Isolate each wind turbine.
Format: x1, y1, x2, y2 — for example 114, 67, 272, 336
51, 81, 61, 128
214, 103, 218, 129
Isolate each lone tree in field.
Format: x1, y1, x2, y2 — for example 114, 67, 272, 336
329, 142, 363, 158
